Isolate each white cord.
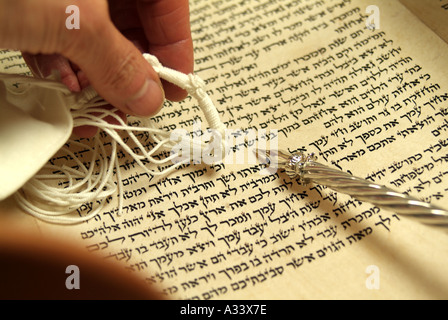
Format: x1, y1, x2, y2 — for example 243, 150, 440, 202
13, 53, 227, 224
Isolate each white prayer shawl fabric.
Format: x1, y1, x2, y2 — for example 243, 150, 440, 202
0, 73, 73, 200
0, 53, 227, 224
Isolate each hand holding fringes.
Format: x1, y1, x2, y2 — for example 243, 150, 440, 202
15, 53, 228, 224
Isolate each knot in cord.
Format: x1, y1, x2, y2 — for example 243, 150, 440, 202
185, 73, 207, 99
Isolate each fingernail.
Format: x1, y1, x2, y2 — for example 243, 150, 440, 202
126, 79, 164, 117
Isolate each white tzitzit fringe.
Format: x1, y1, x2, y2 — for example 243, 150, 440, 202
14, 53, 227, 224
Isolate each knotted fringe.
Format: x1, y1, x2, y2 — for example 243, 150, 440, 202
14, 54, 227, 224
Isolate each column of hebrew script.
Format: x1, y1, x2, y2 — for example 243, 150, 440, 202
15, 0, 448, 299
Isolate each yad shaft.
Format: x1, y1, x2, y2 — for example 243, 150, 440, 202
276, 151, 448, 229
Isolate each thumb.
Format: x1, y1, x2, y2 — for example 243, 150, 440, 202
0, 0, 164, 117
62, 2, 165, 117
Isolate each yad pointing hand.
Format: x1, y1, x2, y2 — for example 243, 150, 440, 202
0, 0, 194, 137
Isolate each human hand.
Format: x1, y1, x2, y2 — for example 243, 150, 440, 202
0, 0, 194, 137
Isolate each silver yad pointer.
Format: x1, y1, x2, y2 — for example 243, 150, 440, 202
261, 149, 448, 230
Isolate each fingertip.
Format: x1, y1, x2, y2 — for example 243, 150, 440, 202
22, 53, 82, 92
